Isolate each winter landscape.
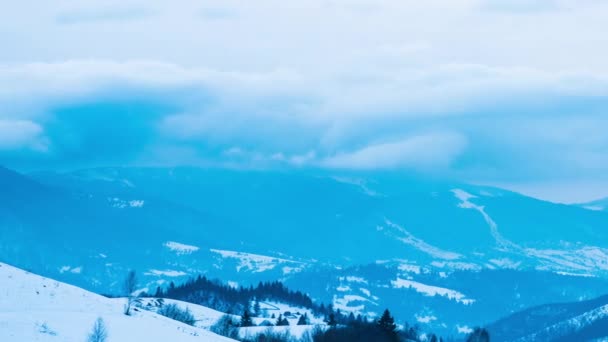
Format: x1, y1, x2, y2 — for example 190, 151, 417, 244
2, 1, 608, 341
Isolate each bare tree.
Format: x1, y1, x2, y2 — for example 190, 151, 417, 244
123, 270, 137, 315
87, 317, 108, 342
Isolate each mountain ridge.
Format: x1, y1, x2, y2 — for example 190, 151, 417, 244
2, 165, 608, 336
487, 293, 608, 341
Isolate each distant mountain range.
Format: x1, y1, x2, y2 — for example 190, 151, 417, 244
488, 294, 608, 341
579, 197, 608, 212
1, 165, 608, 336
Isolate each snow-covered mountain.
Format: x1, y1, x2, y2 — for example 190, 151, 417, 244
2, 166, 608, 336
487, 294, 608, 341
0, 262, 236, 342
21, 166, 608, 275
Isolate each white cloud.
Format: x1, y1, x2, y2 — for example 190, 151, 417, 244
2, 1, 608, 201
0, 120, 46, 151
322, 132, 467, 170
3, 60, 607, 123
56, 7, 152, 24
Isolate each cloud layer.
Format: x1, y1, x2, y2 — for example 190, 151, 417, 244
2, 0, 608, 202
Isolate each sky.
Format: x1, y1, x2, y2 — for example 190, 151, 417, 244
1, 0, 608, 203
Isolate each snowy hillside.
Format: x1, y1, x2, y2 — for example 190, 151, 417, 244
0, 262, 236, 342
488, 294, 608, 341
139, 298, 325, 340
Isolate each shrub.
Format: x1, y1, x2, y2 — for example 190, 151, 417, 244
211, 314, 239, 339
245, 329, 297, 342
158, 303, 196, 326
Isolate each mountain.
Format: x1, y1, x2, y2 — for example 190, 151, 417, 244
487, 294, 608, 341
579, 197, 608, 212
0, 262, 235, 342
2, 166, 608, 336
25, 167, 608, 273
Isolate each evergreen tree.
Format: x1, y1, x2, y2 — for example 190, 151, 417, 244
467, 327, 490, 342
347, 312, 356, 324
377, 309, 397, 334
253, 299, 261, 317
326, 313, 337, 327
276, 314, 290, 326
297, 313, 309, 325
240, 309, 254, 327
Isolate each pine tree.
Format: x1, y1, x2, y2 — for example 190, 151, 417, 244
253, 300, 261, 317
377, 309, 397, 334
467, 327, 490, 342
297, 313, 309, 325
240, 309, 254, 327
347, 312, 355, 324
326, 313, 337, 327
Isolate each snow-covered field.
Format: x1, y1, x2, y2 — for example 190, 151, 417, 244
0, 262, 235, 342
391, 278, 475, 305
210, 249, 307, 274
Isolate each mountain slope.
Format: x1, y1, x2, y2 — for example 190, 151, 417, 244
25, 167, 608, 274
487, 294, 608, 341
0, 262, 235, 342
580, 197, 608, 212
3, 166, 608, 336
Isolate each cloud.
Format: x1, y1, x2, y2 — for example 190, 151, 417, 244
477, 0, 604, 13
56, 7, 152, 24
2, 1, 608, 200
0, 120, 46, 151
321, 133, 467, 170
477, 0, 561, 13
1, 60, 608, 180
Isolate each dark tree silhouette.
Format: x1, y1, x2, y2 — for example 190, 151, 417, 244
377, 309, 397, 334
326, 313, 337, 327
241, 309, 254, 327
275, 314, 289, 326
467, 327, 490, 342
253, 299, 261, 317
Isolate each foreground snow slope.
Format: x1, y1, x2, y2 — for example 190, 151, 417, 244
0, 262, 235, 342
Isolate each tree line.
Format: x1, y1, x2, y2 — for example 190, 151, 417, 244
129, 271, 491, 342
